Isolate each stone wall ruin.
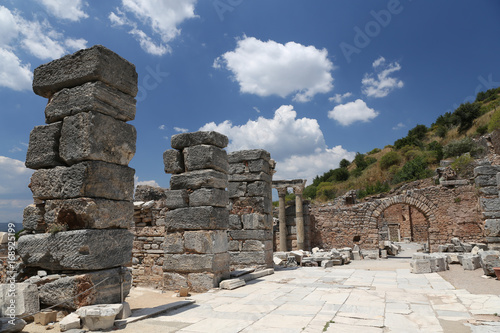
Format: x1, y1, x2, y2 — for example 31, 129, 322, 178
18, 45, 137, 310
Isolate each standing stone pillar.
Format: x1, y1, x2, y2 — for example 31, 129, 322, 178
277, 188, 288, 252
227, 150, 274, 269
163, 131, 230, 292
294, 186, 305, 250
19, 45, 137, 309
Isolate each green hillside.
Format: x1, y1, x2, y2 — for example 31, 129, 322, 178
303, 87, 500, 202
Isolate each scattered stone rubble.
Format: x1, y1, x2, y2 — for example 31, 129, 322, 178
163, 131, 231, 292
274, 247, 351, 268
18, 45, 137, 312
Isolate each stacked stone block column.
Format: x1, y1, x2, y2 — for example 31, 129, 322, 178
19, 45, 137, 309
475, 164, 500, 250
163, 131, 230, 292
227, 150, 274, 269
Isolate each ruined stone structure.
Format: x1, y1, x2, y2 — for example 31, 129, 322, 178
228, 150, 274, 269
18, 45, 137, 309
163, 131, 230, 292
311, 179, 484, 252
273, 180, 308, 251
273, 201, 311, 252
475, 163, 500, 250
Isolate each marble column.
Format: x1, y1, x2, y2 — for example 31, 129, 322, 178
278, 187, 288, 252
294, 186, 305, 250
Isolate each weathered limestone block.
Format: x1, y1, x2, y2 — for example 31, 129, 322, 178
228, 230, 272, 241
462, 254, 481, 270
25, 122, 64, 169
475, 175, 497, 187
485, 219, 500, 237
44, 198, 133, 230
0, 318, 26, 333
23, 204, 45, 231
170, 170, 228, 190
241, 240, 272, 252
189, 188, 228, 207
163, 272, 187, 290
33, 45, 138, 98
247, 181, 271, 198
229, 251, 270, 265
184, 230, 228, 254
165, 206, 229, 231
228, 149, 270, 163
134, 185, 168, 201
188, 272, 227, 292
478, 251, 500, 276
18, 229, 133, 270
228, 182, 247, 198
241, 213, 272, 230
30, 161, 135, 201
171, 131, 228, 149
410, 259, 431, 274
220, 278, 245, 290
228, 172, 272, 183
0, 283, 39, 317
184, 145, 228, 173
59, 312, 81, 331
165, 189, 189, 209
229, 215, 242, 230
164, 232, 184, 253
45, 81, 136, 124
38, 267, 131, 310
474, 165, 500, 176
232, 197, 272, 214
163, 149, 184, 174
163, 253, 230, 273
60, 112, 136, 165
76, 303, 123, 331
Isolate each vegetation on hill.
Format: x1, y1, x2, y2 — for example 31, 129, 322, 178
303, 87, 500, 202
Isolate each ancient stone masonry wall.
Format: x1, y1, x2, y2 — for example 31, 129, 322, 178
130, 186, 168, 288
274, 202, 311, 251
18, 45, 137, 310
162, 131, 230, 292
475, 163, 500, 250
311, 179, 483, 252
227, 150, 274, 269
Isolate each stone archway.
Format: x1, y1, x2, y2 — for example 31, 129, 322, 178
364, 191, 438, 251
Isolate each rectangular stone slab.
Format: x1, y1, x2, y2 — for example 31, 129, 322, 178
44, 198, 133, 230
33, 45, 138, 98
163, 253, 230, 273
38, 267, 131, 310
25, 122, 64, 169
228, 149, 271, 163
60, 111, 136, 165
184, 230, 228, 254
163, 149, 184, 174
44, 81, 136, 123
171, 131, 228, 149
23, 204, 46, 232
18, 229, 134, 270
170, 169, 228, 190
30, 161, 135, 201
165, 206, 229, 231
183, 145, 228, 173
189, 188, 228, 207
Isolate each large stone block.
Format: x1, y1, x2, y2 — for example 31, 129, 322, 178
76, 303, 123, 330
189, 188, 228, 207
25, 122, 64, 169
229, 251, 268, 265
30, 161, 135, 201
44, 198, 133, 230
60, 112, 136, 165
45, 81, 136, 123
478, 250, 500, 276
23, 204, 45, 232
0, 283, 39, 317
232, 196, 272, 214
228, 182, 246, 198
163, 253, 230, 273
33, 45, 138, 98
163, 149, 184, 174
462, 254, 481, 270
485, 219, 500, 237
134, 185, 168, 201
170, 169, 228, 190
228, 230, 273, 241
241, 240, 272, 252
165, 189, 189, 209
247, 181, 271, 198
229, 214, 242, 230
241, 213, 272, 230
228, 172, 272, 183
480, 198, 500, 212
18, 229, 133, 270
38, 267, 131, 310
184, 145, 228, 173
164, 232, 184, 254
228, 149, 270, 163
474, 165, 500, 176
165, 206, 229, 231
475, 175, 497, 187
184, 230, 228, 254
163, 272, 187, 290
188, 272, 227, 293
171, 131, 228, 149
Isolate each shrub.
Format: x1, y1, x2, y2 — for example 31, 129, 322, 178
365, 156, 377, 166
354, 153, 368, 170
339, 158, 350, 169
476, 124, 488, 136
427, 141, 444, 161
303, 185, 317, 199
435, 125, 448, 138
450, 153, 474, 178
488, 105, 500, 133
368, 148, 381, 155
350, 168, 363, 178
454, 102, 481, 133
316, 182, 336, 201
443, 137, 484, 158
379, 151, 401, 170
392, 156, 432, 184
327, 168, 349, 182
358, 181, 390, 199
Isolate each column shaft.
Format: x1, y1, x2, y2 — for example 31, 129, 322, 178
278, 188, 287, 252
295, 189, 304, 250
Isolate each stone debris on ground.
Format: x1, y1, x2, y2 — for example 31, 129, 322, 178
273, 247, 352, 268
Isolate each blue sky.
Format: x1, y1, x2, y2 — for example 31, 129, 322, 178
1, 0, 500, 222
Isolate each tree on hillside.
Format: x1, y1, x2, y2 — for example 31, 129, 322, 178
339, 158, 350, 169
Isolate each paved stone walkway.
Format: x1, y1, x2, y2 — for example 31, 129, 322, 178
119, 265, 500, 333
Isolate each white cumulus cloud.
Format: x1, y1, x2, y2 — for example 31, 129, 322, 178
329, 92, 352, 104
214, 36, 334, 102
39, 0, 89, 21
328, 99, 379, 126
0, 156, 33, 222
362, 56, 404, 98
0, 48, 33, 91
199, 105, 354, 183
174, 127, 188, 133
109, 0, 198, 55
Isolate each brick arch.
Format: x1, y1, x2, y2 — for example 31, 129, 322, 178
364, 192, 438, 249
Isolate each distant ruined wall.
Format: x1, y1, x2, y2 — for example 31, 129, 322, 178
311, 179, 483, 252
273, 201, 311, 251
